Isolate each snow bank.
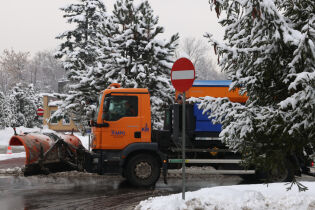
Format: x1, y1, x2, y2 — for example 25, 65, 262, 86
0, 167, 23, 175
0, 127, 51, 146
71, 133, 89, 149
136, 182, 315, 210
0, 127, 23, 146
0, 152, 26, 161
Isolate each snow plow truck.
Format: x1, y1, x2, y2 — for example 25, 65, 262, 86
8, 80, 313, 187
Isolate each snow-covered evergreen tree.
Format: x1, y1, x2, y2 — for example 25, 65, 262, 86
2, 92, 13, 128
104, 0, 179, 128
55, 0, 108, 130
8, 84, 25, 127
0, 91, 6, 128
23, 85, 38, 128
26, 84, 43, 127
195, 0, 315, 184
7, 83, 37, 128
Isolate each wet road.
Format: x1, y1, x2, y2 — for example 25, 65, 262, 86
1, 157, 314, 210
0, 148, 246, 209
0, 170, 246, 210
0, 158, 25, 170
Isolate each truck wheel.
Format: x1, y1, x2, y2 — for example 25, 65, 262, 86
125, 154, 160, 187
257, 160, 294, 182
269, 165, 294, 182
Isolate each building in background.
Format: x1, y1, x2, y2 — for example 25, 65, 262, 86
42, 95, 78, 132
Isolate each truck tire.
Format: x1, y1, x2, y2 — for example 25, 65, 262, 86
257, 159, 294, 182
270, 165, 294, 182
125, 154, 160, 187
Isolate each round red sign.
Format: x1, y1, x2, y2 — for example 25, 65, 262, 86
37, 108, 44, 116
171, 58, 195, 92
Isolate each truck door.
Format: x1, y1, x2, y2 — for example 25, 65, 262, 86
100, 94, 141, 149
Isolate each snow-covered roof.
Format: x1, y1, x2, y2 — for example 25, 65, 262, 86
40, 93, 56, 97
192, 80, 231, 87
48, 101, 62, 107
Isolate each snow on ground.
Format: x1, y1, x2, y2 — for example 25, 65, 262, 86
0, 152, 26, 161
74, 133, 89, 149
0, 167, 23, 175
136, 182, 315, 210
0, 127, 24, 146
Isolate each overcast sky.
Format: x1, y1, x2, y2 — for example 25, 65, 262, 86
0, 0, 224, 56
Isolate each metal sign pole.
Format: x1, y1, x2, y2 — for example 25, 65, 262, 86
171, 57, 194, 201
182, 92, 186, 200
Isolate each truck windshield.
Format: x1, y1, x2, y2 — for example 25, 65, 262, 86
103, 96, 138, 121
93, 93, 103, 122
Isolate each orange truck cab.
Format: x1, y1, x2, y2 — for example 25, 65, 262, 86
92, 87, 152, 150
87, 85, 167, 187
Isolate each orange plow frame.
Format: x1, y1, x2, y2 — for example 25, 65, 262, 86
9, 132, 87, 175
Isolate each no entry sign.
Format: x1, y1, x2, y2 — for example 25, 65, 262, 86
171, 58, 195, 92
170, 57, 195, 200
37, 108, 44, 116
